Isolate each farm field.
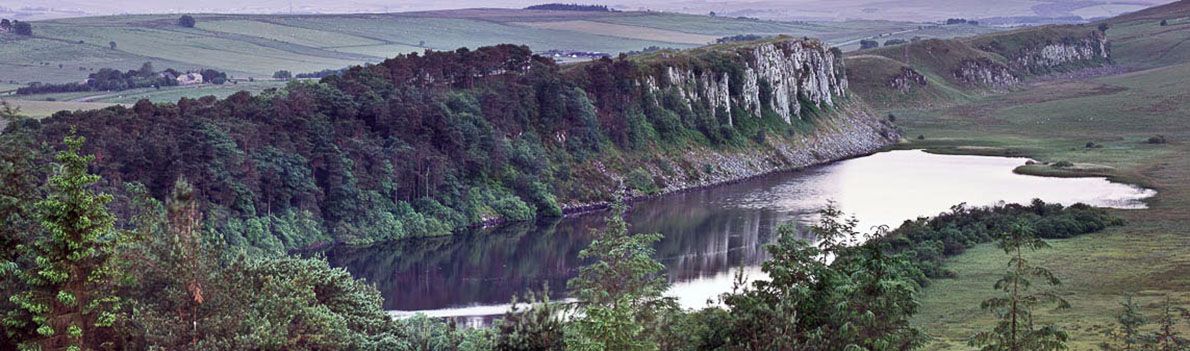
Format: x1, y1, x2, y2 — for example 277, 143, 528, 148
5, 80, 289, 105
889, 10, 1190, 348
0, 99, 118, 121
1, 10, 1007, 87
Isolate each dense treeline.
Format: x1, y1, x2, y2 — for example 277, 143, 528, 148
16, 62, 228, 95
2, 41, 828, 251
1, 18, 32, 36
296, 68, 346, 79
877, 200, 1123, 280
524, 4, 617, 12
715, 34, 771, 43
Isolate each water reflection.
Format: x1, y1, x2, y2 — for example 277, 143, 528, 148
325, 150, 1155, 320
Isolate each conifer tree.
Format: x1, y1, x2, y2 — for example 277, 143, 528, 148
1100, 295, 1148, 351
1150, 297, 1189, 351
6, 132, 124, 351
970, 222, 1070, 351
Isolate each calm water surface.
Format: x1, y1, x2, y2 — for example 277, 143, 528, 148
325, 150, 1154, 325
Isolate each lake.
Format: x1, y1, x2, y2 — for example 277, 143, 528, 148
324, 149, 1155, 326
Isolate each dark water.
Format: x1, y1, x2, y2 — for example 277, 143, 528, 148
324, 150, 1154, 325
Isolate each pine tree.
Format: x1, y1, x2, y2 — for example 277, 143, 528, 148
970, 221, 1070, 351
1150, 297, 1189, 351
1100, 295, 1148, 351
6, 131, 124, 351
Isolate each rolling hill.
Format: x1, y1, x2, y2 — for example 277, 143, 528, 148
0, 9, 1001, 86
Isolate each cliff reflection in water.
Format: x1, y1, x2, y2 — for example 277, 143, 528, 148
325, 187, 807, 312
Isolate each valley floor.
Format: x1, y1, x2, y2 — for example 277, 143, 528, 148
895, 63, 1190, 349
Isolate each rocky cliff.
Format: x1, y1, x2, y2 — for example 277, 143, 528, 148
641, 38, 848, 124
564, 37, 896, 206
972, 26, 1111, 75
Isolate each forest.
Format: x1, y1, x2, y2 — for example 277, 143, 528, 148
0, 41, 832, 252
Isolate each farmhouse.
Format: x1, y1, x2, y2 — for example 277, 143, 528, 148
176, 72, 203, 85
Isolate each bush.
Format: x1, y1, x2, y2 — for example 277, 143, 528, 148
917, 134, 925, 140
626, 167, 660, 195
1160, 19, 1169, 26
860, 39, 879, 49
888, 113, 896, 122
884, 39, 908, 46
178, 15, 196, 28
1053, 161, 1075, 168
1147, 135, 1167, 144
13, 21, 32, 36
272, 70, 293, 79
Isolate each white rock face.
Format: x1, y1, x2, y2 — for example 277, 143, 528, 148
645, 39, 847, 124
1011, 33, 1109, 73
955, 59, 1020, 89
1013, 36, 1104, 71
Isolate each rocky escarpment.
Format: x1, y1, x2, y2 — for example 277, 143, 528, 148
564, 101, 898, 211
853, 27, 1113, 100
954, 58, 1020, 89
889, 67, 927, 93
643, 38, 847, 124
647, 103, 897, 195
999, 31, 1110, 74
566, 38, 894, 209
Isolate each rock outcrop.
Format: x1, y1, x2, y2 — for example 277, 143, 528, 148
888, 67, 927, 93
954, 58, 1020, 89
1009, 32, 1110, 73
645, 38, 847, 124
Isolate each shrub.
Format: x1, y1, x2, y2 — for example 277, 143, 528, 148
272, 70, 292, 79
1160, 19, 1168, 26
860, 39, 879, 49
917, 134, 925, 140
492, 196, 535, 222
1147, 135, 1167, 144
1053, 161, 1075, 168
13, 21, 32, 36
626, 167, 660, 195
178, 15, 196, 28
888, 113, 896, 122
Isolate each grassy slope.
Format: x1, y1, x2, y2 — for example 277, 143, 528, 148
883, 2, 1190, 348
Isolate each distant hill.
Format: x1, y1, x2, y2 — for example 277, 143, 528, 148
845, 24, 1113, 108
524, 4, 616, 12
0, 10, 955, 85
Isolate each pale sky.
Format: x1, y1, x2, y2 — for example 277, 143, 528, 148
2, 0, 1175, 22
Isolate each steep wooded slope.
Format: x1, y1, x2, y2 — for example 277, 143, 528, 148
2, 37, 896, 251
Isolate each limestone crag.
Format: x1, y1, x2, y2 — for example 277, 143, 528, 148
954, 58, 1020, 89
1010, 32, 1109, 73
888, 67, 927, 93
559, 101, 899, 212
647, 38, 847, 124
